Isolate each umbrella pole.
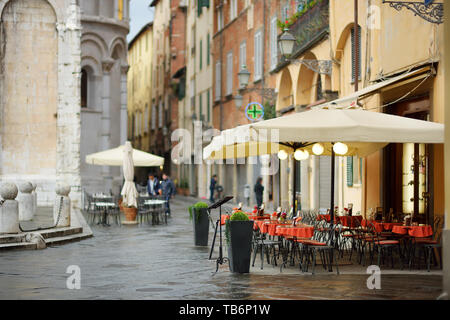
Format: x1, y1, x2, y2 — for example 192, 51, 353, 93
293, 157, 297, 217
330, 147, 335, 225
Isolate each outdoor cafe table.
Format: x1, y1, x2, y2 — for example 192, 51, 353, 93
391, 225, 433, 268
254, 220, 291, 236
392, 225, 433, 238
362, 220, 403, 233
277, 225, 315, 239
339, 215, 363, 228
94, 202, 116, 226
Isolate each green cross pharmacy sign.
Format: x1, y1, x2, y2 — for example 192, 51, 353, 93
245, 102, 264, 122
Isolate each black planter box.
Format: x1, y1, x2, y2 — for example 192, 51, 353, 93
192, 208, 209, 246
227, 220, 254, 273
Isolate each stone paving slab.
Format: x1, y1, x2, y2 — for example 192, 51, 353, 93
0, 196, 443, 300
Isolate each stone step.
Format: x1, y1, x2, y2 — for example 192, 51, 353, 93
0, 242, 37, 251
0, 234, 25, 245
45, 232, 93, 246
36, 227, 83, 239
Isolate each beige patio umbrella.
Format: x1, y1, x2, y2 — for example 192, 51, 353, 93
86, 144, 164, 167
120, 141, 139, 209
204, 108, 444, 222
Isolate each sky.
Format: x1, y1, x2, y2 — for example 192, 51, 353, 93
127, 0, 155, 43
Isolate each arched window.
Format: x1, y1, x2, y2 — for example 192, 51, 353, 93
81, 69, 88, 108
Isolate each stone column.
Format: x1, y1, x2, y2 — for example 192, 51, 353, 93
0, 183, 20, 234
120, 64, 129, 144
31, 182, 37, 217
101, 59, 114, 189
18, 182, 34, 221
54, 184, 71, 228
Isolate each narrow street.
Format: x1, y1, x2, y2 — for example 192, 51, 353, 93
0, 196, 442, 300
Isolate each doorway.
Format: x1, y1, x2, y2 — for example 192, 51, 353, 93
383, 96, 431, 224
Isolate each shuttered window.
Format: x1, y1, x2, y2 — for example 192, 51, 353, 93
215, 61, 221, 101
199, 39, 203, 71
226, 51, 233, 96
254, 30, 263, 81
351, 26, 361, 83
207, 34, 210, 66
207, 89, 211, 122
239, 41, 247, 69
270, 17, 278, 70
347, 156, 353, 187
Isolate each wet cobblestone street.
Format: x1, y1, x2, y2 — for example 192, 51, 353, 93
0, 196, 443, 300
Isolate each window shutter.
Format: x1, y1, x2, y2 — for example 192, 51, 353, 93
199, 39, 203, 70
347, 156, 353, 187
351, 26, 361, 83
199, 92, 203, 120
226, 52, 233, 95
207, 34, 210, 66
270, 17, 278, 70
207, 89, 211, 122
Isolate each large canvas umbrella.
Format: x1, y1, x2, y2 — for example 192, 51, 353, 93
86, 144, 164, 167
204, 108, 444, 223
120, 141, 138, 208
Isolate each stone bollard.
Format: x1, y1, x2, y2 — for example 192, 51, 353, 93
0, 182, 20, 234
54, 184, 71, 227
18, 182, 34, 221
31, 182, 37, 217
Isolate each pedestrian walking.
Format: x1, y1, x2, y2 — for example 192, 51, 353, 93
147, 173, 160, 196
161, 173, 176, 216
209, 174, 217, 203
254, 177, 264, 208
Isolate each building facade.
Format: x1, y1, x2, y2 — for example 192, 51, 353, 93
210, 0, 285, 208
127, 22, 154, 170
79, 0, 130, 195
0, 0, 82, 208
273, 0, 444, 223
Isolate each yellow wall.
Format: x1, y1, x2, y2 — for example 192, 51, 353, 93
274, 0, 445, 215
128, 25, 153, 151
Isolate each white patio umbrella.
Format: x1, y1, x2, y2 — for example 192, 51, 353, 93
204, 108, 444, 223
120, 141, 138, 208
86, 144, 164, 167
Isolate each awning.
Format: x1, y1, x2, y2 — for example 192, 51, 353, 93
313, 66, 433, 109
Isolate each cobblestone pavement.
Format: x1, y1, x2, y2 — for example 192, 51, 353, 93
0, 196, 443, 300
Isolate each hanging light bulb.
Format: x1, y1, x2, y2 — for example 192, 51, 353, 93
277, 150, 288, 160
294, 149, 309, 161
333, 142, 348, 155
312, 143, 324, 156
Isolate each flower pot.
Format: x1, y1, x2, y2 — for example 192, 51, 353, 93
227, 220, 254, 273
118, 198, 124, 212
192, 208, 209, 246
123, 206, 137, 222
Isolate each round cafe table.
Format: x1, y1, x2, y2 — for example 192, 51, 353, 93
392, 225, 433, 238
362, 220, 403, 233
339, 216, 363, 228
277, 225, 314, 239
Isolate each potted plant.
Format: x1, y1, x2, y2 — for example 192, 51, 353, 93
123, 203, 138, 222
189, 201, 210, 246
225, 211, 254, 273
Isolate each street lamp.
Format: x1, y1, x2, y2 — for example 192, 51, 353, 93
277, 149, 288, 160
312, 143, 324, 156
279, 27, 296, 57
238, 65, 251, 89
234, 94, 243, 109
294, 149, 309, 161
333, 142, 348, 155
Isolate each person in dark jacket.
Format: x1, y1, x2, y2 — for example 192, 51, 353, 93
147, 173, 160, 196
161, 173, 176, 215
209, 174, 217, 203
254, 177, 264, 208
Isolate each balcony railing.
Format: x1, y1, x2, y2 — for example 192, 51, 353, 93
277, 0, 329, 68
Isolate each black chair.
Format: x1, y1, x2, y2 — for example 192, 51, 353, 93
300, 224, 340, 275
251, 223, 282, 270
366, 222, 403, 268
